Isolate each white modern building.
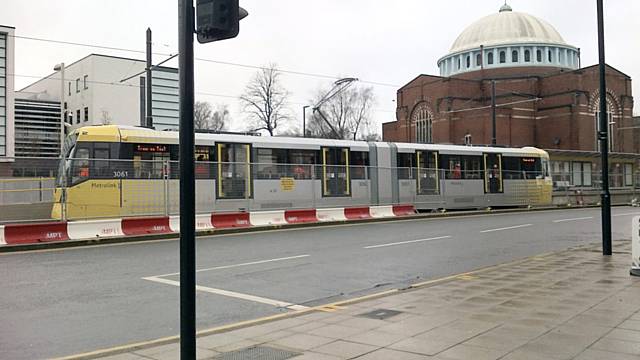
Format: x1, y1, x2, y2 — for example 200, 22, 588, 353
0, 25, 15, 161
14, 91, 61, 158
20, 54, 179, 132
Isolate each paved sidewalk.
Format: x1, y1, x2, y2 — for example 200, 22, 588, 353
94, 240, 640, 360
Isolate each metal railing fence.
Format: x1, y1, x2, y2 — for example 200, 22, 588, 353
0, 156, 637, 223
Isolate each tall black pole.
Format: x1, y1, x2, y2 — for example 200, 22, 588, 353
597, 0, 612, 255
146, 28, 153, 128
178, 0, 196, 357
491, 80, 497, 145
303, 105, 309, 138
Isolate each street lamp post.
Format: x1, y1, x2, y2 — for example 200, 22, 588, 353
53, 63, 65, 155
302, 105, 310, 137
597, 0, 612, 255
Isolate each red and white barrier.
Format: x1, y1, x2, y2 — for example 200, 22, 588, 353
122, 217, 172, 236
370, 205, 396, 218
0, 205, 417, 247
392, 205, 417, 216
317, 208, 348, 222
68, 219, 124, 240
3, 222, 69, 245
344, 206, 372, 220
212, 212, 250, 229
169, 214, 215, 232
285, 209, 318, 224
250, 210, 287, 227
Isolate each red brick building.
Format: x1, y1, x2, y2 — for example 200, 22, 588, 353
383, 4, 637, 189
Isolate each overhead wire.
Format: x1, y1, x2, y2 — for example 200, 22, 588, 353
9, 33, 401, 87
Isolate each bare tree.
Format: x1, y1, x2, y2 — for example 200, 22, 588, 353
100, 110, 112, 125
239, 64, 290, 136
308, 85, 377, 140
194, 101, 228, 131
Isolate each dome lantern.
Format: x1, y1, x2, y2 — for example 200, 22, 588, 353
499, 3, 512, 12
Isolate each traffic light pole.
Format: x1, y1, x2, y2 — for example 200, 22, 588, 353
178, 0, 196, 358
597, 0, 612, 256
491, 80, 497, 146
146, 28, 153, 128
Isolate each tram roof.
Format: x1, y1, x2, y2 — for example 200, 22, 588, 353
74, 125, 547, 157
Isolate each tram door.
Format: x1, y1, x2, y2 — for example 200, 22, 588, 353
217, 143, 251, 199
484, 153, 503, 193
322, 148, 350, 196
416, 151, 439, 195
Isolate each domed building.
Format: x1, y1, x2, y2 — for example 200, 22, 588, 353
383, 3, 637, 191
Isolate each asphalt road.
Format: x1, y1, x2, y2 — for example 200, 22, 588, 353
1, 207, 639, 359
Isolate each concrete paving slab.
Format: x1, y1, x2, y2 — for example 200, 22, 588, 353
311, 340, 379, 358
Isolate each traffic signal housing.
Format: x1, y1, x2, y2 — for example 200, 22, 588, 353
196, 0, 247, 43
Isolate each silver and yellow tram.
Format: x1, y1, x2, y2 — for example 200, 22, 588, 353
52, 125, 552, 220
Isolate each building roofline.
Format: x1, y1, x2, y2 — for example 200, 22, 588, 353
0, 25, 16, 29
571, 63, 632, 79
19, 53, 178, 92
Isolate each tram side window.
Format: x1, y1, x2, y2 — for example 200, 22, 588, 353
71, 144, 91, 185
503, 157, 522, 179
503, 157, 542, 179
256, 148, 287, 179
521, 158, 542, 179
132, 144, 171, 179
441, 155, 482, 179
195, 146, 215, 179
288, 149, 317, 179
350, 151, 369, 180
92, 142, 111, 178
397, 153, 415, 179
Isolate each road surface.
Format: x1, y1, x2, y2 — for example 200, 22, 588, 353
1, 206, 638, 359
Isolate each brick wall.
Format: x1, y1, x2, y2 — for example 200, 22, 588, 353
383, 64, 634, 154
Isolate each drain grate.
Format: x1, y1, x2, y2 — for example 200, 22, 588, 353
213, 345, 301, 360
357, 308, 403, 320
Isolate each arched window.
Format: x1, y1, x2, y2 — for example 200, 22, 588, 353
595, 111, 614, 152
476, 53, 481, 66
548, 50, 552, 62
412, 104, 433, 144
536, 49, 542, 62
499, 51, 506, 63
512, 50, 518, 62
524, 50, 531, 62
466, 55, 470, 68
457, 58, 461, 70
487, 52, 494, 65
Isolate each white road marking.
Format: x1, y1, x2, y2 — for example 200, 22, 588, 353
142, 276, 309, 310
553, 216, 594, 223
364, 235, 452, 249
480, 224, 533, 233
613, 213, 640, 217
153, 254, 311, 278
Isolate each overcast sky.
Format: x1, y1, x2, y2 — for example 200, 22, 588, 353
2, 0, 638, 134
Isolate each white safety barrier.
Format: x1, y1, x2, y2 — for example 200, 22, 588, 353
67, 219, 124, 240
169, 216, 181, 233
631, 216, 640, 276
317, 208, 348, 222
169, 214, 215, 232
369, 205, 396, 218
249, 210, 287, 226
0, 225, 5, 245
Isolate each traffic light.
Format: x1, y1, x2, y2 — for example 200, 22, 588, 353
196, 0, 248, 43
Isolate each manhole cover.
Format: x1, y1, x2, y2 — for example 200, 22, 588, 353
357, 308, 403, 320
213, 345, 300, 360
